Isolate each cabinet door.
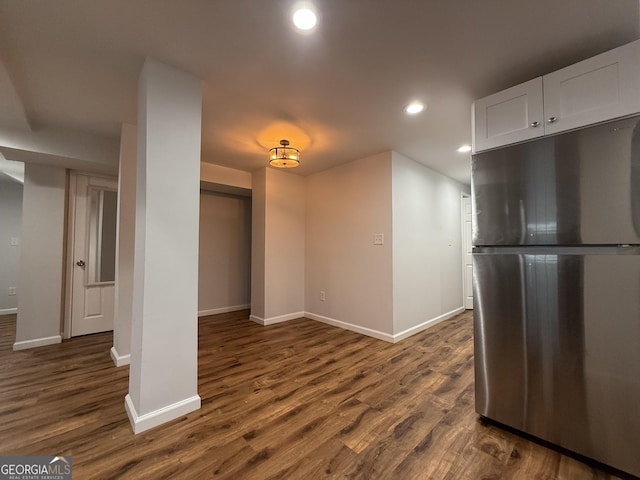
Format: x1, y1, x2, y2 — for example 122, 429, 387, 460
543, 39, 640, 135
473, 77, 544, 153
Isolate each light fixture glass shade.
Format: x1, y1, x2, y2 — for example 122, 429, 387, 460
269, 139, 300, 168
292, 8, 317, 30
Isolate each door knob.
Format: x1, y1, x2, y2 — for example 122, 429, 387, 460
76, 260, 86, 268
530, 121, 540, 128
547, 116, 558, 123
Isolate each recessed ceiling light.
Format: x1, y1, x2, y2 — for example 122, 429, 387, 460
457, 144, 472, 153
292, 7, 317, 30
404, 102, 425, 115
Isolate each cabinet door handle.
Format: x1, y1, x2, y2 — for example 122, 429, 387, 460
547, 116, 558, 124
530, 121, 540, 128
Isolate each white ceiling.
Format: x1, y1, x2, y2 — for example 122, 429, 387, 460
0, 0, 638, 185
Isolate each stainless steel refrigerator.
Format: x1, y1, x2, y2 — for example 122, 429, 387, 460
472, 115, 640, 477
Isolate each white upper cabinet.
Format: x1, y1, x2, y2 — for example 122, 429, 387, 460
473, 39, 640, 152
543, 40, 640, 135
472, 78, 544, 153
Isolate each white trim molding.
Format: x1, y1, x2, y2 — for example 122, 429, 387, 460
305, 307, 465, 344
13, 335, 62, 351
0, 308, 18, 315
249, 311, 305, 326
110, 346, 131, 367
198, 304, 250, 317
392, 306, 465, 342
124, 394, 201, 435
304, 312, 394, 343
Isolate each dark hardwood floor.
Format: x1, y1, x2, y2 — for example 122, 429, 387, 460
0, 311, 627, 479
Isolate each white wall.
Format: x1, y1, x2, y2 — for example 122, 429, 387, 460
112, 123, 136, 366
14, 163, 66, 349
392, 152, 468, 337
0, 177, 23, 313
264, 168, 305, 320
0, 127, 119, 175
305, 152, 394, 338
199, 191, 251, 314
251, 168, 266, 319
251, 168, 305, 323
200, 162, 251, 190
303, 150, 468, 342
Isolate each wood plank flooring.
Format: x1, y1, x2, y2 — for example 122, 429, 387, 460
0, 311, 631, 479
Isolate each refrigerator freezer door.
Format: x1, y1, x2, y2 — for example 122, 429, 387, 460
472, 115, 640, 246
473, 250, 640, 477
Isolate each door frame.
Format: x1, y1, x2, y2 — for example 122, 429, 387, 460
461, 192, 473, 310
62, 171, 118, 339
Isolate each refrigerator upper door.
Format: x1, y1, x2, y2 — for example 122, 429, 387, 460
472, 115, 640, 246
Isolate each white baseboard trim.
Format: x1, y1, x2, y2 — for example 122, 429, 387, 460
392, 306, 465, 342
249, 315, 265, 325
248, 307, 466, 343
0, 308, 17, 315
304, 312, 395, 343
110, 346, 131, 367
13, 335, 62, 351
249, 311, 305, 326
198, 304, 250, 317
124, 393, 201, 434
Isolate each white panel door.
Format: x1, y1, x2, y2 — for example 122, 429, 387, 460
462, 196, 473, 309
473, 77, 544, 152
70, 174, 117, 336
543, 39, 640, 135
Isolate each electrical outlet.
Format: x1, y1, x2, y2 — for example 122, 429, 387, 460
320, 291, 326, 301
374, 233, 384, 245
8, 287, 16, 296
10, 237, 19, 246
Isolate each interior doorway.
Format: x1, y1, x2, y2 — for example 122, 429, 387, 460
65, 173, 118, 337
0, 161, 24, 316
198, 186, 252, 316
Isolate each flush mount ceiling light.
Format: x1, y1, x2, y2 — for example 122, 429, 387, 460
292, 7, 317, 31
404, 102, 425, 115
457, 144, 472, 153
269, 139, 300, 168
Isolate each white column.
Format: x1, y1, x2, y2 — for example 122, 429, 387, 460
250, 168, 305, 325
111, 123, 136, 367
14, 164, 66, 350
250, 168, 267, 320
125, 58, 202, 434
